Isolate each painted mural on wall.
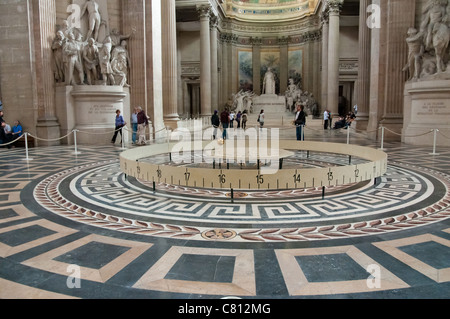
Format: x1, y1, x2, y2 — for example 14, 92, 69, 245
260, 50, 280, 94
288, 48, 303, 88
238, 50, 253, 91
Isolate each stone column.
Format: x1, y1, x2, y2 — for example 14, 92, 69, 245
122, 0, 146, 114
149, 0, 165, 139
33, 0, 61, 146
210, 15, 219, 112
252, 37, 262, 96
161, 0, 179, 129
367, 0, 384, 140
221, 33, 230, 108
279, 37, 289, 95
198, 5, 212, 118
327, 0, 343, 116
380, 0, 415, 140
321, 8, 329, 113
354, 0, 371, 130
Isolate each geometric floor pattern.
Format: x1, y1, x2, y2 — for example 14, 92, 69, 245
1, 130, 449, 300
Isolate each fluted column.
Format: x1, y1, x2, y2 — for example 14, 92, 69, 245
122, 0, 146, 112
161, 0, 179, 128
380, 0, 415, 139
33, 0, 61, 146
354, 0, 371, 130
198, 5, 212, 118
210, 15, 219, 112
252, 37, 262, 95
221, 33, 230, 107
321, 6, 329, 113
149, 0, 166, 138
279, 37, 289, 95
327, 0, 343, 116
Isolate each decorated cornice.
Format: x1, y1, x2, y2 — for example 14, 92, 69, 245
220, 30, 322, 47
219, 15, 320, 36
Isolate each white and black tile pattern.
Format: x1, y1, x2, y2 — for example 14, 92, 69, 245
0, 137, 449, 299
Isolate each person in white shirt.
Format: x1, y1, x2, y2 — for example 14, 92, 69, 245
324, 110, 329, 130
229, 111, 235, 128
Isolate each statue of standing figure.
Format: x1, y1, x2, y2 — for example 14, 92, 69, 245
99, 36, 115, 86
81, 0, 105, 42
83, 38, 99, 85
111, 40, 131, 87
52, 31, 66, 83
63, 31, 85, 86
409, 0, 450, 78
403, 28, 425, 80
262, 68, 276, 95
53, 0, 134, 87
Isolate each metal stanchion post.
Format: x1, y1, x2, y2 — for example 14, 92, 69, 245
347, 127, 350, 144
121, 129, 126, 150
22, 133, 33, 161
73, 130, 81, 155
429, 129, 440, 156
379, 127, 386, 151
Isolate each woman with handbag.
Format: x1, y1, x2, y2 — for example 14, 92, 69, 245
111, 109, 126, 144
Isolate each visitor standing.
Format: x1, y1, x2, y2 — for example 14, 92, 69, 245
258, 110, 265, 129
323, 110, 329, 130
229, 111, 235, 128
111, 109, 126, 144
220, 108, 230, 140
295, 104, 306, 141
131, 107, 138, 144
236, 111, 242, 129
137, 106, 149, 145
328, 110, 332, 129
242, 110, 248, 130
211, 110, 220, 140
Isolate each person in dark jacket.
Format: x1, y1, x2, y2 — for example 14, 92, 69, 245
220, 108, 230, 140
137, 106, 149, 145
294, 104, 307, 141
211, 110, 220, 140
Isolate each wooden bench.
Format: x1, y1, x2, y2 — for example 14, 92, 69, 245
14, 134, 35, 148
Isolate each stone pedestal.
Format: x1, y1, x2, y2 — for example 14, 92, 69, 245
252, 94, 288, 125
253, 95, 286, 113
403, 80, 450, 147
56, 85, 130, 145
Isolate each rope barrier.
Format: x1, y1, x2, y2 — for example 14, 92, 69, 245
0, 134, 24, 147
28, 131, 73, 142
0, 122, 447, 162
438, 130, 450, 140
383, 127, 433, 138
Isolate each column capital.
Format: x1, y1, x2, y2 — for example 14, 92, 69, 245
197, 4, 212, 19
277, 36, 290, 46
327, 0, 344, 14
250, 37, 263, 46
320, 4, 329, 24
210, 15, 218, 30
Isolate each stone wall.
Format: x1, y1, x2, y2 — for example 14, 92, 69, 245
0, 0, 37, 135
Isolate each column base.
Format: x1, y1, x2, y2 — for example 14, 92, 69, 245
35, 117, 61, 147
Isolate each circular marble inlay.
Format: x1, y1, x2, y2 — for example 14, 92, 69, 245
32, 158, 450, 243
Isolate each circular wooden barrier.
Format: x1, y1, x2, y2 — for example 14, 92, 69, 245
120, 140, 388, 191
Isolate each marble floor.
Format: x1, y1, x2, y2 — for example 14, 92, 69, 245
0, 126, 449, 301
